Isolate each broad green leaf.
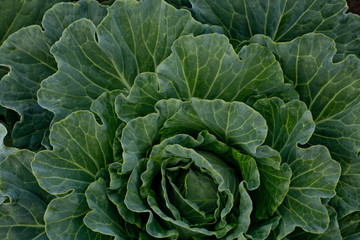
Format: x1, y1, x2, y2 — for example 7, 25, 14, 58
32, 111, 113, 194
277, 146, 341, 238
116, 34, 297, 122
158, 34, 295, 101
0, 0, 108, 150
45, 192, 108, 240
91, 90, 124, 139
43, 0, 108, 42
0, 124, 16, 161
121, 99, 183, 173
252, 162, 291, 220
38, 0, 220, 123
250, 33, 360, 216
182, 0, 360, 60
339, 211, 360, 240
115, 72, 164, 122
0, 150, 53, 240
0, 27, 56, 150
0, 0, 69, 44
330, 153, 360, 218
162, 98, 267, 154
84, 178, 137, 239
287, 206, 341, 240
253, 98, 315, 161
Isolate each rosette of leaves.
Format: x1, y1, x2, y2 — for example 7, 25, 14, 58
33, 33, 340, 239
0, 0, 219, 151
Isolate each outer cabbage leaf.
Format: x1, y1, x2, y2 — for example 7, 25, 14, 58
250, 33, 360, 218
287, 206, 341, 240
45, 192, 110, 240
0, 150, 53, 240
32, 90, 127, 239
0, 0, 108, 150
0, 0, 69, 44
37, 0, 221, 124
84, 178, 138, 239
276, 146, 340, 238
116, 33, 297, 122
172, 0, 360, 61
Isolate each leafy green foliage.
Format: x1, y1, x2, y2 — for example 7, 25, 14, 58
0, 0, 359, 239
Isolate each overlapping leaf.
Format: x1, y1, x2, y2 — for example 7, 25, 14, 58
116, 33, 296, 121
168, 0, 360, 61
0, 150, 53, 240
250, 33, 360, 218
0, 0, 108, 150
37, 0, 220, 124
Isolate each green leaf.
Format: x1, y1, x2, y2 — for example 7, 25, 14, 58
158, 34, 293, 101
0, 26, 56, 150
339, 211, 360, 240
32, 111, 113, 194
84, 178, 136, 239
0, 0, 69, 45
276, 146, 341, 238
247, 216, 281, 240
121, 99, 183, 173
91, 90, 124, 140
116, 34, 296, 122
253, 98, 315, 161
287, 206, 341, 240
252, 162, 291, 220
250, 33, 360, 216
162, 98, 267, 154
38, 0, 220, 123
45, 191, 108, 240
0, 0, 108, 150
0, 124, 16, 161
43, 0, 108, 42
184, 0, 360, 60
330, 153, 360, 218
0, 150, 53, 240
